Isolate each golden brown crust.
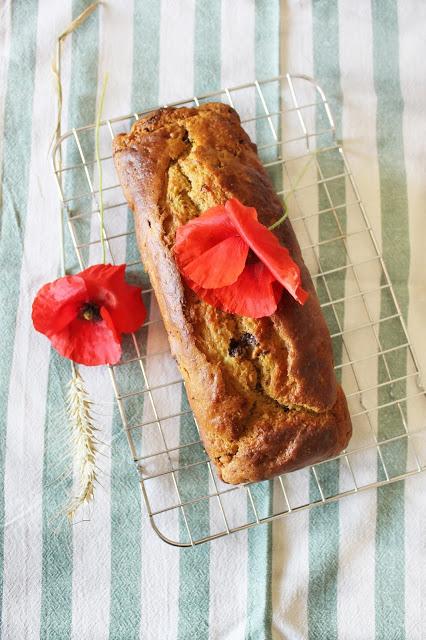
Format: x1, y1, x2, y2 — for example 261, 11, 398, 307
113, 103, 352, 484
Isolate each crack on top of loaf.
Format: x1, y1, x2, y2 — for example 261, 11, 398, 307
162, 155, 201, 245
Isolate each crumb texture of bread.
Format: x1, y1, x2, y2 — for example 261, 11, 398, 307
113, 103, 352, 484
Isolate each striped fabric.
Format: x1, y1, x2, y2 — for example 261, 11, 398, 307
0, 1, 425, 638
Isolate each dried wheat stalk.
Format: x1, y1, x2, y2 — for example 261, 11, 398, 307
66, 367, 99, 521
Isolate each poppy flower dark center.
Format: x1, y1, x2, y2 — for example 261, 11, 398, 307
246, 249, 258, 265
79, 302, 101, 322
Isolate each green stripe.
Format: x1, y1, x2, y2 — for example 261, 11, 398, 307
245, 2, 280, 639
131, 0, 160, 113
177, 400, 211, 640
193, 0, 221, 97
40, 356, 75, 640
40, 2, 99, 637
177, 2, 220, 637
245, 487, 273, 640
0, 0, 38, 629
108, 1, 161, 638
309, 2, 345, 638
372, 2, 408, 638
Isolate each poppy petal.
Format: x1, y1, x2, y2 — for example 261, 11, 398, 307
174, 205, 252, 288
107, 284, 146, 334
80, 263, 146, 334
175, 203, 255, 251
32, 275, 88, 337
178, 235, 248, 288
175, 207, 235, 261
100, 305, 121, 343
50, 316, 122, 366
188, 261, 282, 319
295, 285, 309, 305
225, 198, 309, 304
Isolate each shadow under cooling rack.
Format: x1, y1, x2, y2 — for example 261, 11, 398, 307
53, 74, 426, 546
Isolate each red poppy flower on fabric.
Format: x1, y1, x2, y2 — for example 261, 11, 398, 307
32, 264, 146, 366
174, 198, 309, 318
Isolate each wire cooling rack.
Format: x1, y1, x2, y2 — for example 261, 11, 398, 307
52, 74, 426, 546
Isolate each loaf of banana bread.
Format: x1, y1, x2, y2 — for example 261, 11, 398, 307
113, 102, 352, 484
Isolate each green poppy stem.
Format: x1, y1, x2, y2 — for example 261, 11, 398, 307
268, 151, 317, 231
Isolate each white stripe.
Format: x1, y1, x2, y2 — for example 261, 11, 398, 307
139, 301, 181, 640
221, 0, 255, 138
158, 0, 195, 105
404, 472, 426, 640
1, 2, 72, 638
337, 3, 380, 639
271, 476, 309, 640
208, 491, 248, 640
139, 3, 195, 638
0, 0, 11, 175
221, 0, 255, 87
399, 2, 426, 376
204, 6, 256, 637
271, 4, 314, 638
70, 3, 134, 639
69, 367, 113, 640
398, 3, 426, 638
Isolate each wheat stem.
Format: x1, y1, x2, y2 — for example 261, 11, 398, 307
58, 1, 100, 41
95, 73, 109, 264
50, 3, 104, 522
52, 0, 101, 276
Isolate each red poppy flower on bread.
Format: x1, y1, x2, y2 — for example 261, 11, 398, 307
174, 198, 308, 318
32, 264, 146, 366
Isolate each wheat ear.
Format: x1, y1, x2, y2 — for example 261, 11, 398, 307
66, 366, 99, 521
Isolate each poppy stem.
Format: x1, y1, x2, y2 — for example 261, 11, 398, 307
268, 151, 317, 231
267, 210, 288, 231
95, 73, 109, 264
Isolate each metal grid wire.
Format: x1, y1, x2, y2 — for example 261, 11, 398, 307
52, 74, 426, 546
